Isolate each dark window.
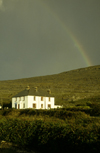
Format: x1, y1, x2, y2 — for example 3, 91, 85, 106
33, 103, 36, 108
41, 97, 43, 101
23, 103, 25, 108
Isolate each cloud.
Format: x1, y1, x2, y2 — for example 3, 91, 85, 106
0, 0, 4, 11
0, 0, 3, 7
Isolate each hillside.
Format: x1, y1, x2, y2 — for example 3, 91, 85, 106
0, 65, 100, 107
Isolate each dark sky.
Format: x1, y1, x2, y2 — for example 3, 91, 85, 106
0, 0, 100, 80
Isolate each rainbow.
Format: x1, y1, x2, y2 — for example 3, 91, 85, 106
66, 28, 92, 66
38, 0, 93, 66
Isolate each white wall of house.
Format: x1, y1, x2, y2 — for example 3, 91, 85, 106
12, 96, 28, 109
12, 95, 55, 109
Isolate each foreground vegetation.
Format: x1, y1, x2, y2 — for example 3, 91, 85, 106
0, 102, 100, 153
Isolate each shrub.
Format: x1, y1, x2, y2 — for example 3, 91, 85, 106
0, 117, 100, 153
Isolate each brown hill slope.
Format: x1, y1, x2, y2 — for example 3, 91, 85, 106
0, 65, 100, 107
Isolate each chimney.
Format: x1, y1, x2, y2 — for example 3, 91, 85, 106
35, 87, 37, 92
26, 86, 30, 91
47, 89, 51, 94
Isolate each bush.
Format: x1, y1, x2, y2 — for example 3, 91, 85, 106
0, 117, 100, 153
89, 103, 100, 116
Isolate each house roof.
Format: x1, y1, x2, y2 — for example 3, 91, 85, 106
13, 87, 54, 98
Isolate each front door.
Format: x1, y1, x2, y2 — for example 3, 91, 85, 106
18, 104, 20, 109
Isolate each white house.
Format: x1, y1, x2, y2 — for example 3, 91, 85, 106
12, 86, 62, 109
